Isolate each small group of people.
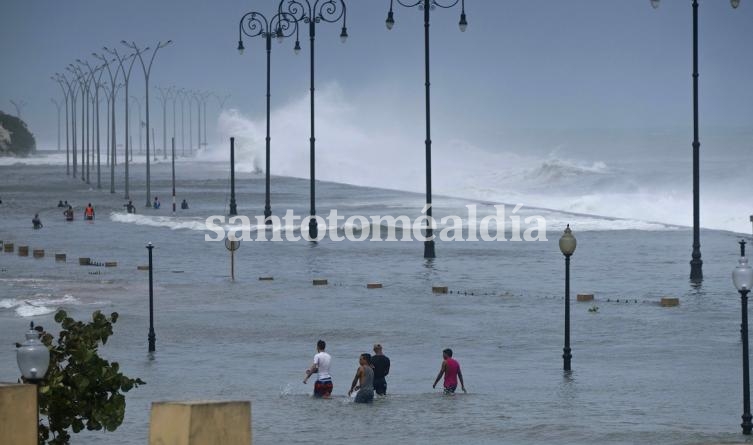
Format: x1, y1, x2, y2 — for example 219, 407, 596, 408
56, 200, 68, 208
303, 340, 465, 404
60, 203, 95, 221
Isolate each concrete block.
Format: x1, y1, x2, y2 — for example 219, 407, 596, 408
258, 276, 274, 281
577, 294, 594, 302
3, 243, 13, 253
0, 383, 37, 445
18, 246, 29, 257
33, 250, 44, 258
78, 257, 90, 266
54, 254, 66, 262
105, 261, 117, 267
149, 400, 251, 445
660, 297, 680, 307
367, 283, 383, 289
137, 265, 150, 271
432, 286, 448, 294
313, 279, 328, 286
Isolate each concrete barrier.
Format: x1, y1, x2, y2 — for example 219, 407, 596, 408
313, 279, 328, 286
55, 254, 66, 262
577, 294, 594, 302
137, 265, 150, 271
367, 283, 383, 289
18, 246, 29, 257
79, 257, 91, 266
105, 261, 117, 267
258, 276, 274, 281
432, 286, 449, 294
149, 400, 251, 445
660, 297, 680, 307
3, 243, 13, 253
0, 383, 37, 445
32, 249, 44, 258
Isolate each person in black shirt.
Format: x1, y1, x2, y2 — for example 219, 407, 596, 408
371, 343, 390, 396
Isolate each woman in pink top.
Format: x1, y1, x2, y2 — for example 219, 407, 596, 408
432, 348, 467, 394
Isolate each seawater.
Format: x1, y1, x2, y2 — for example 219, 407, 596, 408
0, 158, 751, 444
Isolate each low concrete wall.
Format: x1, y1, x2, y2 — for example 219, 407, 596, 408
149, 400, 251, 445
0, 383, 37, 445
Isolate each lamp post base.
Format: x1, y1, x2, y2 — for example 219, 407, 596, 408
742, 413, 752, 435
690, 257, 703, 282
229, 200, 237, 217
264, 207, 272, 225
563, 348, 572, 372
309, 218, 318, 240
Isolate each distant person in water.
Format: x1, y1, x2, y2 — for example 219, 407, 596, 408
63, 205, 74, 221
181, 199, 189, 210
64, 200, 68, 207
153, 196, 161, 209
32, 214, 43, 229
371, 344, 390, 396
57, 200, 65, 208
432, 348, 466, 395
348, 353, 374, 403
84, 203, 95, 220
303, 339, 333, 398
124, 201, 136, 214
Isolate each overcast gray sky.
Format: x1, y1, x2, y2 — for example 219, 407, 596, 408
1, 0, 751, 156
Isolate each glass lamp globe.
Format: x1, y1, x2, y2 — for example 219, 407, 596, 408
650, 0, 660, 9
559, 224, 577, 256
731, 0, 740, 8
733, 256, 753, 292
16, 322, 50, 382
386, 11, 395, 30
459, 13, 468, 32
340, 27, 348, 43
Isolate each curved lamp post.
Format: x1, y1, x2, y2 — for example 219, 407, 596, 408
124, 40, 173, 207
106, 47, 139, 199
157, 86, 173, 160
239, 9, 300, 224
92, 52, 121, 193
650, 0, 740, 282
50, 98, 61, 152
385, 0, 467, 258
279, 0, 348, 240
559, 224, 576, 371
131, 95, 144, 155
67, 64, 92, 185
734, 240, 753, 435
78, 59, 106, 189
52, 74, 75, 176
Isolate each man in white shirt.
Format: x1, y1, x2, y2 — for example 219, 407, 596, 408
303, 339, 333, 398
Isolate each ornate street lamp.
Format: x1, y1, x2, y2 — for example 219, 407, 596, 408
651, 0, 741, 282
385, 0, 467, 258
734, 240, 753, 434
279, 0, 348, 240
92, 52, 121, 193
16, 322, 50, 383
106, 47, 139, 198
124, 40, 173, 207
238, 9, 299, 223
559, 224, 577, 371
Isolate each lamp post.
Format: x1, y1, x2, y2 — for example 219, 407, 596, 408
559, 224, 576, 371
52, 74, 74, 176
106, 47, 139, 199
177, 89, 186, 156
650, 0, 740, 282
125, 40, 173, 207
734, 240, 753, 434
146, 242, 156, 352
192, 92, 201, 154
68, 64, 92, 185
385, 0, 467, 258
229, 137, 237, 216
279, 0, 348, 240
16, 322, 50, 437
187, 90, 194, 155
238, 9, 299, 224
131, 95, 143, 156
50, 98, 61, 152
157, 86, 173, 160
93, 52, 121, 193
78, 59, 106, 189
